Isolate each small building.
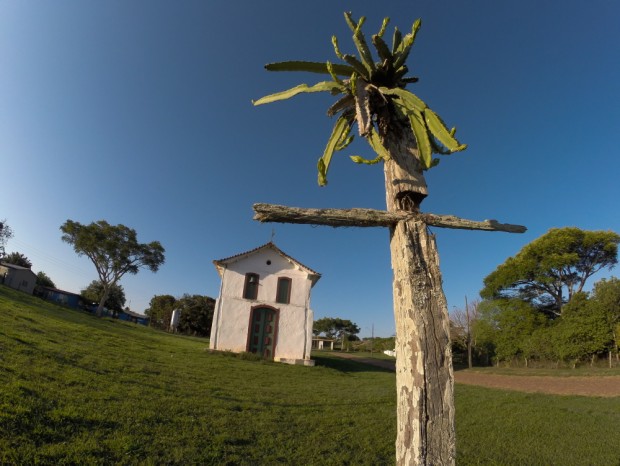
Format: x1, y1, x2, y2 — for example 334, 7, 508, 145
38, 286, 84, 309
312, 337, 336, 350
210, 242, 320, 365
118, 309, 150, 326
0, 262, 37, 295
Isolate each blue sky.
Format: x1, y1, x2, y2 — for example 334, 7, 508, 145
2, 1, 619, 338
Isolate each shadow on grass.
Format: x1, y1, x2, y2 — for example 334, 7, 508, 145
312, 355, 395, 374
5, 385, 121, 446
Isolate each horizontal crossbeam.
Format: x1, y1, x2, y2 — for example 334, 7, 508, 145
253, 203, 527, 233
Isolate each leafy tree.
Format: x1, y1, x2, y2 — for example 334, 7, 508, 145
176, 294, 216, 337
81, 280, 126, 314
313, 317, 336, 337
255, 12, 468, 462
314, 317, 360, 351
35, 271, 56, 289
589, 277, 620, 365
145, 294, 177, 331
481, 227, 620, 316
60, 220, 165, 316
480, 299, 547, 366
524, 326, 556, 364
3, 252, 32, 268
0, 220, 13, 259
553, 292, 611, 367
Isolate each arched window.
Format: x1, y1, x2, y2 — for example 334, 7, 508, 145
243, 273, 259, 300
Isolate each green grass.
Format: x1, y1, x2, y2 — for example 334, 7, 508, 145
456, 385, 620, 465
1, 285, 619, 465
0, 286, 395, 464
346, 350, 397, 361
458, 365, 620, 377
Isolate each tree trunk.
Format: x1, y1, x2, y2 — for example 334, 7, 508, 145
96, 285, 111, 317
382, 115, 455, 465
466, 297, 473, 370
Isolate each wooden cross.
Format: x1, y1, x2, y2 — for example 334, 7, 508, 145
253, 201, 525, 464
253, 203, 526, 233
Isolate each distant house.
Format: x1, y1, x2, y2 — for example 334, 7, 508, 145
38, 286, 84, 309
0, 262, 37, 295
210, 242, 320, 366
118, 309, 149, 326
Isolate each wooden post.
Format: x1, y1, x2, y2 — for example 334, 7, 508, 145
389, 218, 455, 464
253, 202, 525, 464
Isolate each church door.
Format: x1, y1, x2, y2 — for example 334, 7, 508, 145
248, 307, 278, 358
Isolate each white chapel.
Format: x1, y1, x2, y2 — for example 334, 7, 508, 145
209, 242, 320, 365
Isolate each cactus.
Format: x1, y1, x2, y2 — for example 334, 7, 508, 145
253, 12, 467, 185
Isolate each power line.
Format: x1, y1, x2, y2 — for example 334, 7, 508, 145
9, 238, 91, 277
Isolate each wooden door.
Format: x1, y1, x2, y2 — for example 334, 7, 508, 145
248, 307, 277, 358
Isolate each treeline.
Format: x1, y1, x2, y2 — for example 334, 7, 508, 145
355, 336, 396, 354
452, 227, 620, 368
454, 280, 619, 368
145, 294, 215, 337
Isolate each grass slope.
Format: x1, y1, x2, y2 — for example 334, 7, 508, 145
0, 286, 395, 464
1, 285, 619, 465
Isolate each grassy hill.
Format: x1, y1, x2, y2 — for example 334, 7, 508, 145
1, 285, 619, 465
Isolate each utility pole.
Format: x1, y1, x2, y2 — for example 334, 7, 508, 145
370, 323, 374, 357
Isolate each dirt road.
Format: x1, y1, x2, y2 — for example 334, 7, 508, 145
327, 353, 620, 397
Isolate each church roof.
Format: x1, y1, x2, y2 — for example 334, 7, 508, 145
213, 242, 321, 285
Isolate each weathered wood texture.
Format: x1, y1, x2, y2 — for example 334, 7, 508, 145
254, 111, 524, 465
253, 204, 527, 233
390, 218, 455, 465
380, 114, 429, 204
380, 116, 456, 465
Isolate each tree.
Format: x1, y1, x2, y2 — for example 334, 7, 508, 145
589, 277, 620, 366
176, 294, 216, 337
3, 251, 32, 268
254, 13, 472, 463
553, 292, 611, 368
481, 228, 620, 317
358, 336, 396, 354
36, 271, 56, 289
60, 220, 165, 316
81, 280, 126, 314
451, 298, 481, 368
144, 294, 177, 331
313, 317, 338, 337
477, 299, 547, 366
470, 306, 498, 367
0, 220, 13, 259
314, 317, 360, 350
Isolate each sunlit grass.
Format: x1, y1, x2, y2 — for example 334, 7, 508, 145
1, 285, 619, 465
456, 384, 620, 465
0, 286, 395, 464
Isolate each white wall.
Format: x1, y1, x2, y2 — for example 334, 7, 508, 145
220, 249, 313, 307
210, 248, 316, 361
